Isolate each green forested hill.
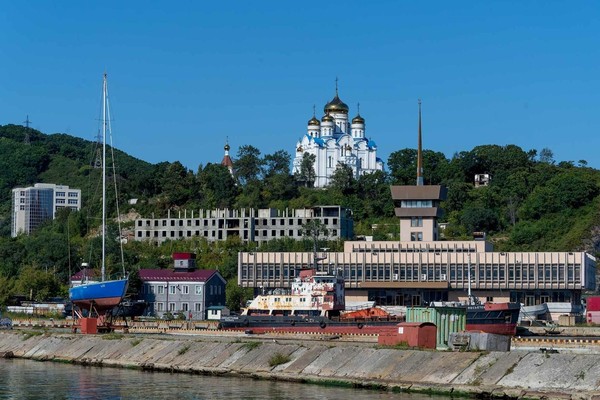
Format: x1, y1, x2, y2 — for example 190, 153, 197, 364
0, 124, 599, 308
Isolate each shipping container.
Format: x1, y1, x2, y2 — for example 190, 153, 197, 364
405, 306, 466, 349
378, 322, 436, 349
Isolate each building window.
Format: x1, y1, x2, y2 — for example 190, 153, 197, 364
182, 285, 189, 295
68, 192, 78, 197
169, 285, 176, 295
401, 200, 433, 208
195, 285, 202, 295
411, 217, 423, 227
56, 192, 65, 197
157, 302, 164, 311
158, 286, 164, 294
410, 232, 423, 241
181, 303, 189, 311
194, 303, 202, 311
168, 302, 176, 311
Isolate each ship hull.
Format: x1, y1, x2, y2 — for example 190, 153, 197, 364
219, 314, 402, 330
466, 302, 520, 336
69, 279, 129, 313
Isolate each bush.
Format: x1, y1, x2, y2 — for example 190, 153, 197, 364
268, 352, 291, 367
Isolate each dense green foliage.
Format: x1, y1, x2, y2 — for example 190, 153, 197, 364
1, 124, 599, 309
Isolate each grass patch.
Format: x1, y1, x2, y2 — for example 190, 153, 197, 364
242, 341, 261, 351
268, 352, 291, 367
21, 330, 46, 340
178, 344, 190, 356
130, 338, 143, 347
375, 342, 410, 350
102, 333, 124, 340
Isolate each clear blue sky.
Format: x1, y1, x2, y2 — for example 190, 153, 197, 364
2, 2, 599, 171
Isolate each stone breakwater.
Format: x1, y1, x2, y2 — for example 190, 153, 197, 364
0, 331, 599, 400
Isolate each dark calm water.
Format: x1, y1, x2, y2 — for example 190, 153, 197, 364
0, 359, 449, 400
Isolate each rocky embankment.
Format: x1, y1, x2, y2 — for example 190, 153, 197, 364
0, 331, 598, 400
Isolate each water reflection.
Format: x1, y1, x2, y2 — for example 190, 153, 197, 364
0, 359, 448, 400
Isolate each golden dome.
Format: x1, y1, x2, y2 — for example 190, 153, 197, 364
352, 114, 365, 124
308, 116, 320, 126
324, 94, 349, 114
321, 113, 334, 122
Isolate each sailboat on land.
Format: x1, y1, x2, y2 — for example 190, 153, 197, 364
69, 73, 129, 315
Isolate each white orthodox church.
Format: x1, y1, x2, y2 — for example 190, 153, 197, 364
292, 88, 384, 188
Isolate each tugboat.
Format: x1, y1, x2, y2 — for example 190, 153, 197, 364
219, 267, 401, 330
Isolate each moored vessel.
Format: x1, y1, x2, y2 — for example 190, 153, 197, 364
220, 267, 401, 331
68, 73, 129, 317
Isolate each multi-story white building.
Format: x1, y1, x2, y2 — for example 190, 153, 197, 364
134, 206, 353, 245
11, 183, 82, 237
292, 86, 384, 188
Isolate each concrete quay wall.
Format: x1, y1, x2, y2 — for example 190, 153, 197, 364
0, 331, 598, 400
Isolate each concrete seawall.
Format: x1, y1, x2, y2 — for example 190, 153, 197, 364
0, 331, 598, 399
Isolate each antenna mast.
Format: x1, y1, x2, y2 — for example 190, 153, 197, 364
23, 115, 31, 145
416, 100, 424, 186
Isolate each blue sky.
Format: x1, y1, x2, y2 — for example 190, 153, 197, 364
2, 2, 599, 171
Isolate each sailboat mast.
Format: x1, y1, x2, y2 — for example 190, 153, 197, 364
102, 73, 107, 282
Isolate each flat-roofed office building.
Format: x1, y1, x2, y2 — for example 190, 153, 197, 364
238, 240, 595, 307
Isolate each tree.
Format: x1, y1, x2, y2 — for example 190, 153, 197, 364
14, 264, 62, 302
263, 150, 291, 177
539, 148, 554, 164
301, 219, 329, 268
198, 163, 238, 209
235, 145, 263, 186
157, 161, 194, 206
295, 153, 316, 187
460, 206, 500, 234
225, 278, 252, 312
328, 163, 355, 194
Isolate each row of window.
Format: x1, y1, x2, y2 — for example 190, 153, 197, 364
138, 218, 340, 227
142, 284, 222, 296
55, 191, 79, 198
401, 200, 433, 208
153, 302, 202, 312
136, 229, 339, 239
240, 263, 583, 283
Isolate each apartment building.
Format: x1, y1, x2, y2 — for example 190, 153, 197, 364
11, 183, 81, 237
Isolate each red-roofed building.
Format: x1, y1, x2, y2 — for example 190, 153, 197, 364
138, 253, 226, 319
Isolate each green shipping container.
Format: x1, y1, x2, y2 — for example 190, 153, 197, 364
405, 306, 466, 349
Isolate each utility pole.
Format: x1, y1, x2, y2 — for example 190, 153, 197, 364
23, 115, 31, 145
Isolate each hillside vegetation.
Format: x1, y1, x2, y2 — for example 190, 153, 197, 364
1, 124, 599, 309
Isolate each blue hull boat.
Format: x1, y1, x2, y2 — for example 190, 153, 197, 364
69, 279, 129, 312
